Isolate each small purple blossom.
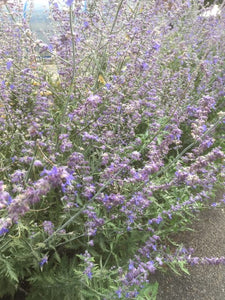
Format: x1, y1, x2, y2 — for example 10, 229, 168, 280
88, 239, 94, 246
0, 182, 12, 209
82, 251, 94, 279
65, 0, 74, 7
202, 124, 207, 132
39, 256, 48, 267
115, 288, 122, 298
43, 221, 54, 235
130, 151, 141, 160
105, 83, 111, 90
33, 160, 43, 167
153, 42, 160, 50
0, 227, 9, 235
6, 60, 13, 70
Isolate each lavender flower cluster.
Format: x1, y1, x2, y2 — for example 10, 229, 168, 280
0, 0, 225, 298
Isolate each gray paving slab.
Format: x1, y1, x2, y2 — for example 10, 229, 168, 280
151, 192, 225, 300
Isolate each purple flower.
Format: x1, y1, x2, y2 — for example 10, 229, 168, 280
33, 160, 43, 167
83, 21, 89, 29
39, 256, 48, 267
48, 44, 53, 51
130, 151, 141, 160
115, 288, 122, 298
6, 60, 13, 70
141, 62, 149, 71
11, 170, 26, 183
43, 221, 54, 235
86, 94, 102, 107
83, 206, 104, 236
153, 42, 160, 50
88, 240, 94, 246
0, 227, 9, 235
145, 261, 156, 273
65, 0, 74, 7
105, 83, 111, 90
83, 184, 96, 199
82, 251, 94, 279
128, 260, 134, 271
0, 183, 13, 209
156, 257, 163, 266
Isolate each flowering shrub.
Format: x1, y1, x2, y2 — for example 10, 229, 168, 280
0, 0, 225, 299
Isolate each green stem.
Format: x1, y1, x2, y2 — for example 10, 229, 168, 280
69, 5, 76, 85
110, 0, 125, 34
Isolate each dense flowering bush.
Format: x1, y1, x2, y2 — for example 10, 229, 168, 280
0, 0, 225, 299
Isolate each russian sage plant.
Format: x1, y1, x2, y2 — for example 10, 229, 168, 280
0, 0, 225, 299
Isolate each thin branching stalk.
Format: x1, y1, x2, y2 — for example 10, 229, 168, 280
110, 0, 125, 34
69, 5, 76, 86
